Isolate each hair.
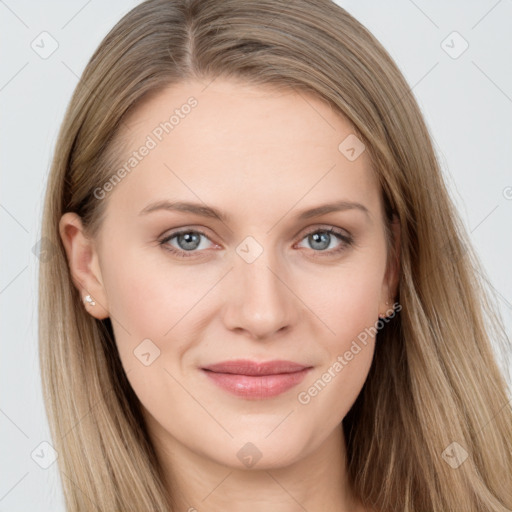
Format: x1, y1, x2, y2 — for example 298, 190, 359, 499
38, 0, 512, 510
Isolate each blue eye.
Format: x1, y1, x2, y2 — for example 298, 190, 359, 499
296, 227, 353, 256
159, 229, 212, 258
158, 227, 354, 259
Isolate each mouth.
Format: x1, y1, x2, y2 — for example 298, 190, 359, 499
201, 359, 313, 400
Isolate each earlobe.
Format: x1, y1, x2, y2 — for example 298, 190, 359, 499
59, 212, 110, 320
378, 214, 401, 318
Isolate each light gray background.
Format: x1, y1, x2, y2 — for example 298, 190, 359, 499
1, 1, 511, 510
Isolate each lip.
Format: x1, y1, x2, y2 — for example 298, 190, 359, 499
201, 359, 312, 399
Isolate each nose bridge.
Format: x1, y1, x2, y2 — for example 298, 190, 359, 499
223, 236, 296, 338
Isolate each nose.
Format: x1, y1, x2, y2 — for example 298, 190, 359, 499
221, 248, 298, 340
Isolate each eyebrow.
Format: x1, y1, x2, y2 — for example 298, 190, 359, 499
139, 199, 371, 222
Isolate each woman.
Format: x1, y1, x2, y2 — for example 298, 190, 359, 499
39, 0, 512, 510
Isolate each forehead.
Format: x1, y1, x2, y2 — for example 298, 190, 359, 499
103, 78, 382, 226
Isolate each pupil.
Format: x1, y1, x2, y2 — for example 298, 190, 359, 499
311, 232, 329, 250
180, 232, 199, 250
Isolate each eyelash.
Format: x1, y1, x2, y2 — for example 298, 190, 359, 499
158, 226, 354, 259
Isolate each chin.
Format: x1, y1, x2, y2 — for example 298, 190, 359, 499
205, 432, 312, 470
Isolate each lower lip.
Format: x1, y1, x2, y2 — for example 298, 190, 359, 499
202, 368, 311, 399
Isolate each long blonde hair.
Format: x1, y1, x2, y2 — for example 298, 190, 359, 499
39, 0, 512, 510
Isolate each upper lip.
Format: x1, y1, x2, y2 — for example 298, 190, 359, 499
202, 359, 311, 376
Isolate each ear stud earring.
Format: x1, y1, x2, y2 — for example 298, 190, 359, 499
378, 300, 391, 320
83, 294, 96, 306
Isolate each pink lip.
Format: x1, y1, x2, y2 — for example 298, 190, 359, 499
201, 359, 312, 399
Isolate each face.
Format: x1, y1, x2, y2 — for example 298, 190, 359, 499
61, 78, 398, 472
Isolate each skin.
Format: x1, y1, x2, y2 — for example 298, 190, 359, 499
60, 78, 399, 512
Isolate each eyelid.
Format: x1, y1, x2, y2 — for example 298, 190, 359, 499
296, 223, 352, 240
159, 225, 214, 243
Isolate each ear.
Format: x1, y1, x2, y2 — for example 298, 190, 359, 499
378, 214, 401, 318
59, 212, 109, 320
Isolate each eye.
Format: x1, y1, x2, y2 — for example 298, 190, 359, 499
159, 229, 214, 258
295, 227, 354, 257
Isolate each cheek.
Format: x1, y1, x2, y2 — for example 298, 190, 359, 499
102, 250, 198, 414
100, 245, 193, 374
304, 257, 385, 348
295, 284, 378, 429
295, 257, 383, 411
104, 246, 203, 336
